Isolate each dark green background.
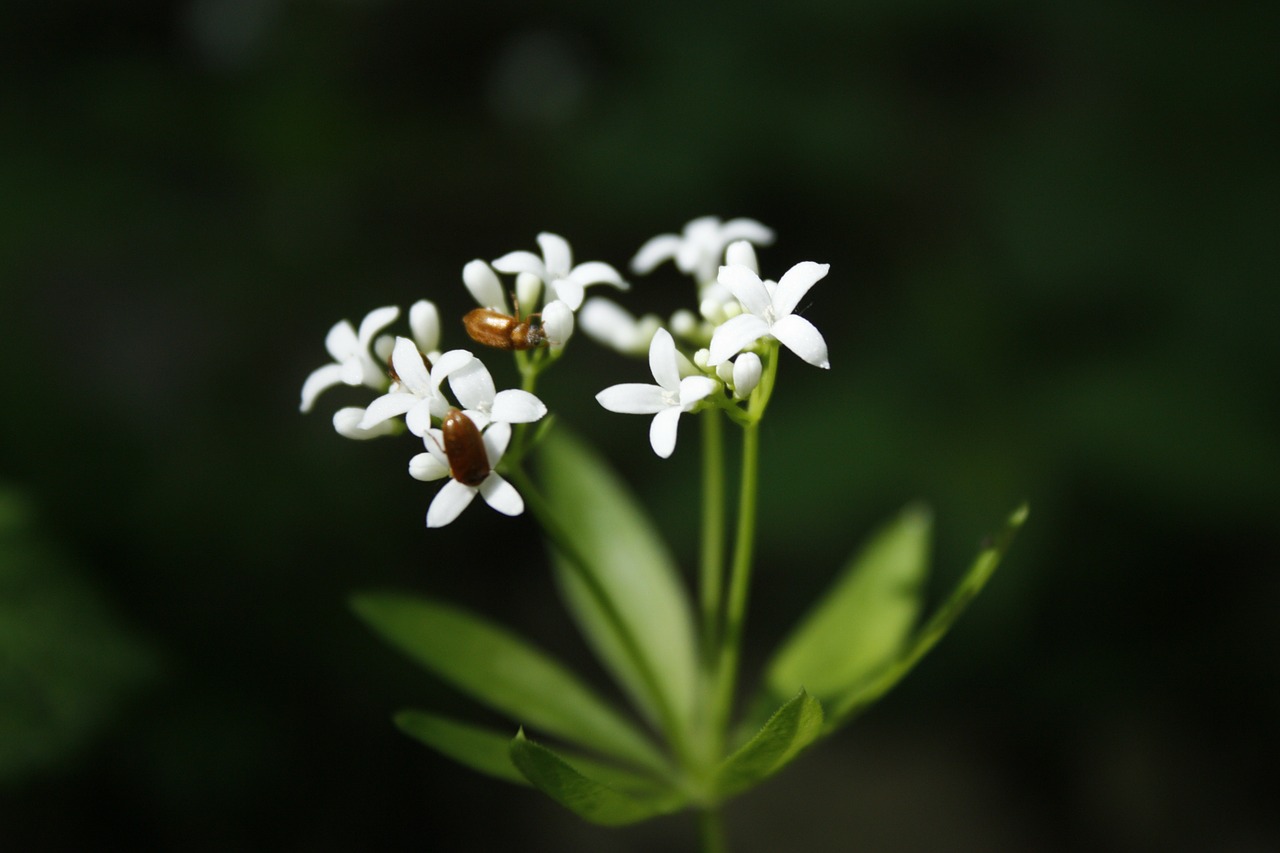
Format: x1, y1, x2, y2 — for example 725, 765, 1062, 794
2, 1, 1276, 850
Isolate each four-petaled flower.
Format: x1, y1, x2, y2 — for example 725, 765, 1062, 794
300, 305, 400, 413
708, 261, 831, 369
409, 419, 524, 527
492, 232, 627, 311
596, 328, 718, 458
359, 338, 474, 436
631, 216, 774, 285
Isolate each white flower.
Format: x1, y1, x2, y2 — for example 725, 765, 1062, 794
333, 407, 398, 440
579, 297, 662, 356
299, 305, 399, 413
707, 262, 831, 369
359, 338, 474, 436
446, 358, 548, 432
596, 328, 718, 458
492, 232, 627, 311
631, 216, 774, 284
409, 420, 523, 527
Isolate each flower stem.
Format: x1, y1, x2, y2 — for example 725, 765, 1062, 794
507, 465, 696, 770
698, 807, 727, 853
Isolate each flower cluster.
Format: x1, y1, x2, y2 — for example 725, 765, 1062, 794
302, 218, 833, 522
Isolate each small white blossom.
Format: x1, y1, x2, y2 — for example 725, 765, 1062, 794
596, 328, 718, 458
409, 420, 523, 527
446, 358, 548, 432
541, 299, 575, 346
333, 407, 397, 440
359, 338, 473, 436
732, 352, 763, 399
299, 305, 399, 413
579, 298, 662, 356
492, 232, 627, 311
631, 216, 774, 285
707, 262, 831, 369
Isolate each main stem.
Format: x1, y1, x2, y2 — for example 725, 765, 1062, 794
699, 409, 726, 666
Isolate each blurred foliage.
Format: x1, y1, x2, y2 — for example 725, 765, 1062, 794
0, 0, 1276, 850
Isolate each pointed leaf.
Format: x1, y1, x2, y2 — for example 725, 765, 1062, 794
536, 428, 698, 735
352, 593, 667, 774
825, 504, 1028, 731
765, 505, 931, 703
510, 730, 685, 826
395, 711, 669, 795
715, 689, 824, 799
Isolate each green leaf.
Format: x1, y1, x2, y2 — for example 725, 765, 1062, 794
536, 428, 698, 736
764, 504, 932, 703
352, 593, 667, 775
824, 503, 1028, 731
509, 730, 685, 826
714, 689, 824, 799
395, 711, 672, 796
395, 711, 530, 786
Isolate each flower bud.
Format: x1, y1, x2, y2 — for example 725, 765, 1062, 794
516, 272, 542, 312
733, 352, 762, 399
541, 299, 574, 346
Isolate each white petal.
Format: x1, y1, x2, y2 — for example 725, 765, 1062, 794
631, 234, 681, 274
409, 300, 440, 353
771, 314, 830, 369
339, 356, 366, 386
647, 328, 681, 392
463, 260, 507, 310
357, 305, 401, 345
482, 421, 512, 465
596, 383, 669, 414
718, 265, 772, 317
448, 359, 497, 410
360, 391, 416, 429
707, 313, 770, 365
773, 261, 829, 317
536, 232, 572, 278
677, 375, 718, 409
390, 337, 431, 394
299, 363, 347, 412
408, 451, 449, 481
491, 250, 545, 279
724, 240, 759, 274
460, 408, 491, 433
430, 349, 475, 385
720, 218, 775, 246
333, 407, 396, 440
541, 299, 574, 346
405, 400, 437, 436
324, 320, 359, 361
579, 298, 634, 348
427, 480, 478, 527
479, 474, 524, 516
733, 352, 762, 397
490, 389, 547, 424
515, 272, 542, 312
549, 277, 585, 311
649, 407, 682, 458
568, 261, 627, 289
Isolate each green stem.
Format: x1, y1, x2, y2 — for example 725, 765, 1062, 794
506, 465, 696, 769
698, 807, 727, 853
699, 409, 726, 666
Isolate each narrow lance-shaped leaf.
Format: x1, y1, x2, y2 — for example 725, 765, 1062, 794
714, 689, 824, 799
352, 593, 667, 775
824, 504, 1028, 732
509, 730, 686, 826
395, 711, 670, 795
536, 428, 698, 736
764, 504, 931, 703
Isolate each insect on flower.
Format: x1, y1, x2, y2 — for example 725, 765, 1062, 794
463, 307, 547, 350
439, 408, 491, 486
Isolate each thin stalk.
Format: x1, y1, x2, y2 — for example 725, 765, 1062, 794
506, 465, 697, 769
698, 807, 727, 853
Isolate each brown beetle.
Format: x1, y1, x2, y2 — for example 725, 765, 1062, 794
463, 307, 547, 350
440, 408, 490, 487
